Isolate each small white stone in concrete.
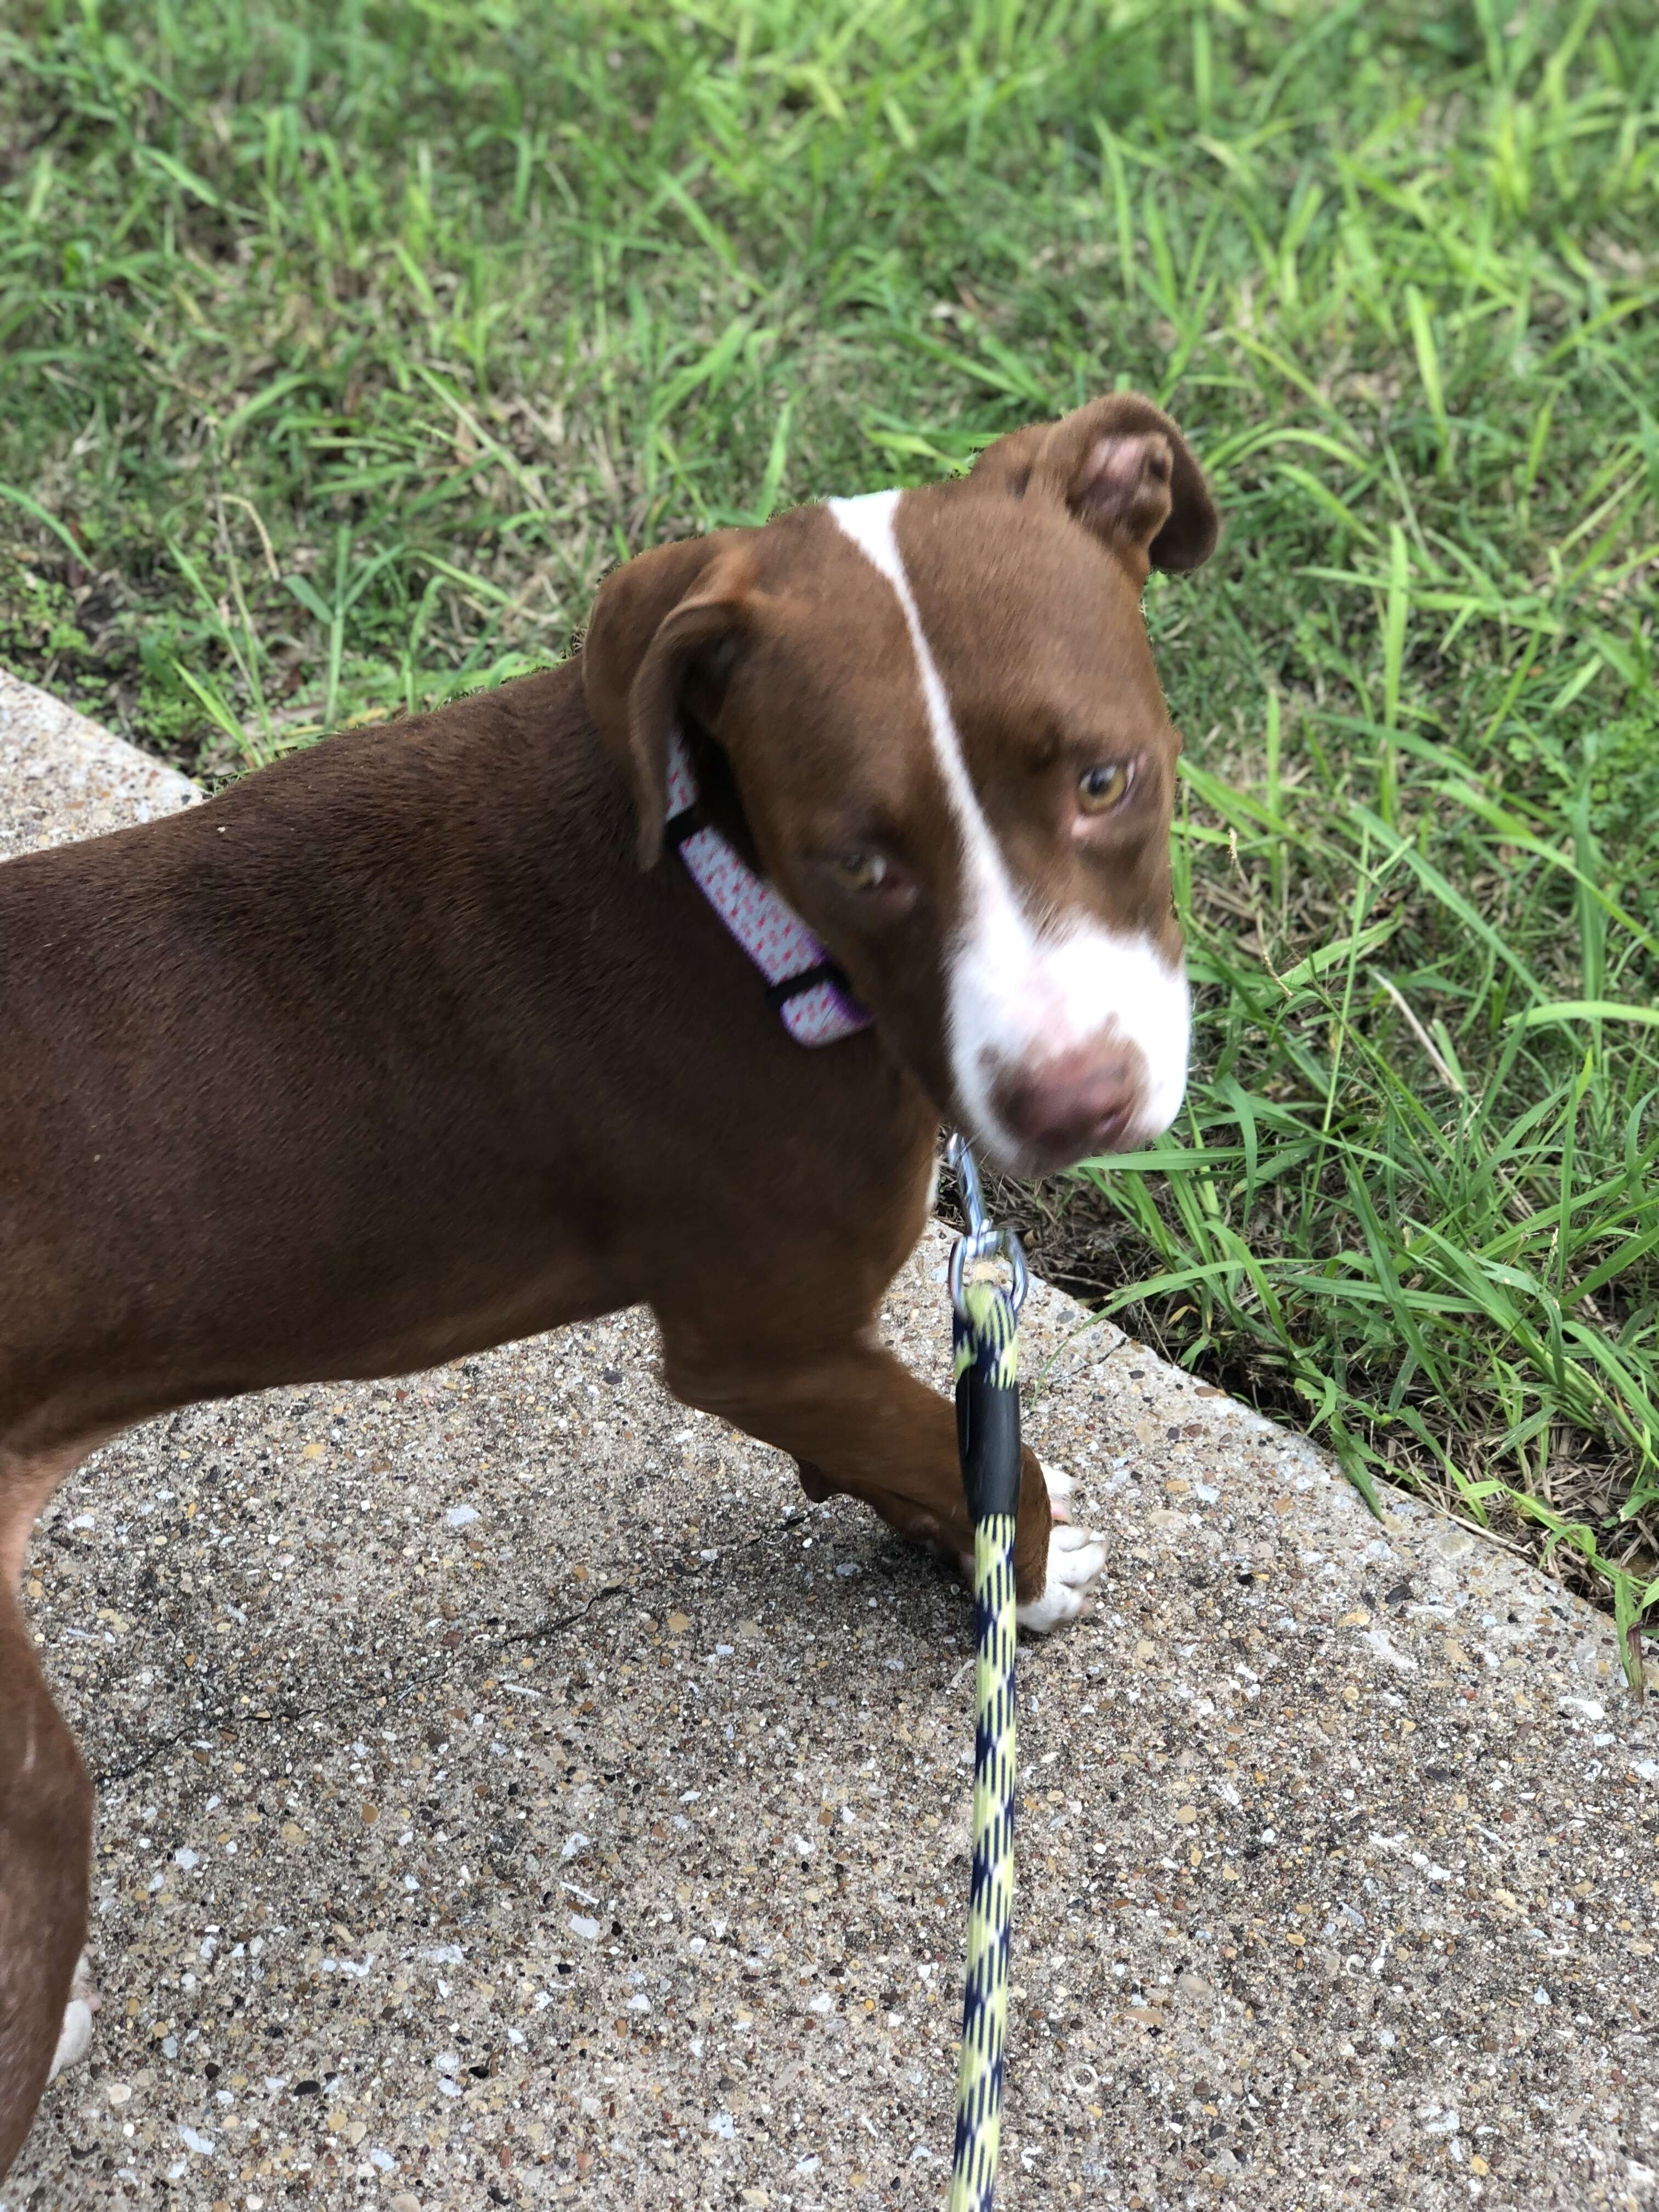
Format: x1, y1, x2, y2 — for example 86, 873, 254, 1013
1362, 1627, 1416, 1672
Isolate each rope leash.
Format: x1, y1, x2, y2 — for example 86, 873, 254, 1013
946, 1136, 1026, 2212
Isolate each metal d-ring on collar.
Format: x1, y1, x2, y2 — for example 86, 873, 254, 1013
946, 1132, 1029, 1318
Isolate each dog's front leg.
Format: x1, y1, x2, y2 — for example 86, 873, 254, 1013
657, 1317, 1104, 1630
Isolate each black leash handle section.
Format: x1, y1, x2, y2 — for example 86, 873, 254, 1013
954, 1323, 1023, 1523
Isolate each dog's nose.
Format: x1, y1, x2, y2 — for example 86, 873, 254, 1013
995, 1043, 1140, 1165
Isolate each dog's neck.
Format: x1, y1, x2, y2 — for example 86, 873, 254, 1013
662, 728, 870, 1047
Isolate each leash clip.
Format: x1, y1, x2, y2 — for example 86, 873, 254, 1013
946, 1132, 1028, 1319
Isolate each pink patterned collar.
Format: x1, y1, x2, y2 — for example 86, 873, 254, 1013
663, 730, 871, 1047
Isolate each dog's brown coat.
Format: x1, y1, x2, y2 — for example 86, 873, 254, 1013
0, 394, 1215, 2169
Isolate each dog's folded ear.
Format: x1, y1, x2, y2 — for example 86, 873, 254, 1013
583, 532, 758, 868
970, 392, 1218, 581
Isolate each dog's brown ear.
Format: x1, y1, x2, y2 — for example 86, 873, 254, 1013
970, 392, 1218, 580
583, 532, 756, 868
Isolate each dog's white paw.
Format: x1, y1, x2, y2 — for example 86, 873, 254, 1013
1017, 1522, 1107, 1634
1043, 1463, 1076, 1524
47, 1951, 98, 2083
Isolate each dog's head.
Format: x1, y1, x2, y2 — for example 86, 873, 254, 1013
584, 392, 1218, 1175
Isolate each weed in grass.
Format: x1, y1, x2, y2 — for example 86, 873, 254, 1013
2, 0, 1656, 1662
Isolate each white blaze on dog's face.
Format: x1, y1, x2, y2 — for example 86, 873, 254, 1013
825, 481, 1194, 1174
584, 391, 1218, 1175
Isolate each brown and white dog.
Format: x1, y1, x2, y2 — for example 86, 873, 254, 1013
0, 391, 1217, 2168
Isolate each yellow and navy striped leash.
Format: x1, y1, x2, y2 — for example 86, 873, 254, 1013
945, 1135, 1026, 2212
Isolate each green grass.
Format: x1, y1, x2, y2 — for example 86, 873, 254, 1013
3, 0, 1657, 1668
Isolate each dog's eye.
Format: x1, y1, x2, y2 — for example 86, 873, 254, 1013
1077, 761, 1133, 815
832, 851, 889, 892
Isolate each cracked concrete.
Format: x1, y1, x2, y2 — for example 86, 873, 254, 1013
3, 669, 1658, 2212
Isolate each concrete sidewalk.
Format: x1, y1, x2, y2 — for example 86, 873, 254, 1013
3, 669, 1657, 2212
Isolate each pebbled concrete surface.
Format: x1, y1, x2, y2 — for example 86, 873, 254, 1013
0, 669, 197, 862
4, 670, 1658, 2212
